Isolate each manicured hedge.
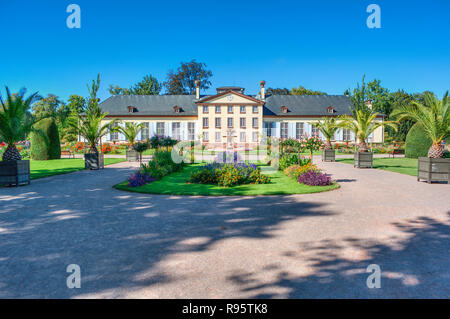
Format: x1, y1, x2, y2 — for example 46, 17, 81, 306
405, 123, 449, 158
30, 118, 61, 160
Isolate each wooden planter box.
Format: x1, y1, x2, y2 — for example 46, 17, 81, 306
0, 160, 30, 187
126, 150, 139, 162
322, 149, 335, 162
354, 152, 373, 168
417, 157, 450, 184
84, 153, 104, 170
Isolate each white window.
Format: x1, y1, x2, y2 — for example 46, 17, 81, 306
203, 118, 209, 128
203, 132, 209, 142
252, 118, 258, 128
312, 125, 319, 137
203, 106, 208, 113
188, 122, 195, 141
227, 117, 233, 128
215, 117, 221, 128
172, 122, 180, 140
253, 106, 258, 113
215, 132, 221, 142
343, 129, 352, 141
109, 123, 119, 140
240, 118, 246, 128
252, 132, 258, 142
296, 122, 304, 139
240, 132, 246, 142
141, 122, 149, 140
281, 122, 289, 139
156, 122, 165, 136
240, 106, 246, 113
215, 106, 221, 113
228, 106, 233, 113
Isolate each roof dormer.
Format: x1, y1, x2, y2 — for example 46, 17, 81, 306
173, 105, 182, 113
327, 106, 335, 114
127, 106, 137, 113
281, 106, 288, 113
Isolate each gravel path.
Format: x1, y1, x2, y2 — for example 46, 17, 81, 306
0, 158, 448, 298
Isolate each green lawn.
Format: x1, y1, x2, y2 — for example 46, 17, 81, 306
114, 164, 339, 196
30, 158, 126, 180
336, 157, 418, 176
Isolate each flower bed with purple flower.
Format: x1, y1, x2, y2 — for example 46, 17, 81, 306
297, 170, 332, 186
127, 172, 157, 187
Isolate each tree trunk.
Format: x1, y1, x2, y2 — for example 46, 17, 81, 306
324, 140, 332, 150
89, 144, 98, 154
358, 141, 369, 152
2, 145, 22, 161
428, 142, 444, 158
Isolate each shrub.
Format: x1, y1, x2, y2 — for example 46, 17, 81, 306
298, 170, 332, 186
127, 172, 156, 187
189, 168, 216, 184
140, 150, 184, 180
279, 154, 311, 171
405, 123, 450, 158
102, 143, 112, 153
284, 162, 319, 180
30, 118, 61, 160
189, 162, 270, 187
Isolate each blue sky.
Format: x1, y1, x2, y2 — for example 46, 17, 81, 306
1, 0, 449, 102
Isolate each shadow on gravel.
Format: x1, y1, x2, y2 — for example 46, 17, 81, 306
0, 167, 335, 298
227, 214, 450, 298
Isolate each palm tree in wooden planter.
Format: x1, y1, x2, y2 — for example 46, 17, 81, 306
391, 91, 450, 183
312, 118, 339, 162
117, 122, 144, 161
68, 75, 117, 170
0, 87, 42, 186
339, 110, 397, 168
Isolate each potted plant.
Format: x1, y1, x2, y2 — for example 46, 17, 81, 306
133, 141, 149, 166
312, 118, 339, 162
341, 77, 397, 168
0, 87, 43, 186
300, 135, 322, 163
392, 91, 450, 183
117, 122, 144, 161
68, 75, 117, 170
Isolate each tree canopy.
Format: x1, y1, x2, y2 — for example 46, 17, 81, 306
109, 74, 161, 95
163, 60, 212, 95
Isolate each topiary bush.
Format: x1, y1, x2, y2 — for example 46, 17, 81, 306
405, 123, 450, 158
30, 118, 61, 160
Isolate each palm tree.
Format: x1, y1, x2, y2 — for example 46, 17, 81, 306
391, 91, 450, 158
311, 117, 339, 149
117, 122, 145, 149
339, 109, 397, 152
0, 87, 42, 161
68, 109, 116, 154
68, 75, 117, 154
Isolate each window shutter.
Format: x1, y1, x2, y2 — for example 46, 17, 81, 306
288, 123, 295, 138
181, 122, 186, 140
165, 122, 170, 137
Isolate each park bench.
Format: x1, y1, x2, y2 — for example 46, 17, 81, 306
389, 149, 405, 158
61, 150, 75, 158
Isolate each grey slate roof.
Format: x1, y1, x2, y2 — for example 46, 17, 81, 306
99, 95, 198, 116
263, 95, 353, 116
99, 94, 353, 117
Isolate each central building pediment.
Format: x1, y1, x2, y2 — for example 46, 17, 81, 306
197, 90, 264, 105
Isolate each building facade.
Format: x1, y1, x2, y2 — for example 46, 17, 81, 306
97, 81, 385, 149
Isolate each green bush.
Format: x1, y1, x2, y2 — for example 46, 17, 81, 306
279, 154, 311, 171
405, 123, 450, 158
30, 118, 61, 160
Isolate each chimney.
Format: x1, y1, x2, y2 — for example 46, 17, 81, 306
195, 80, 200, 99
260, 80, 265, 100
